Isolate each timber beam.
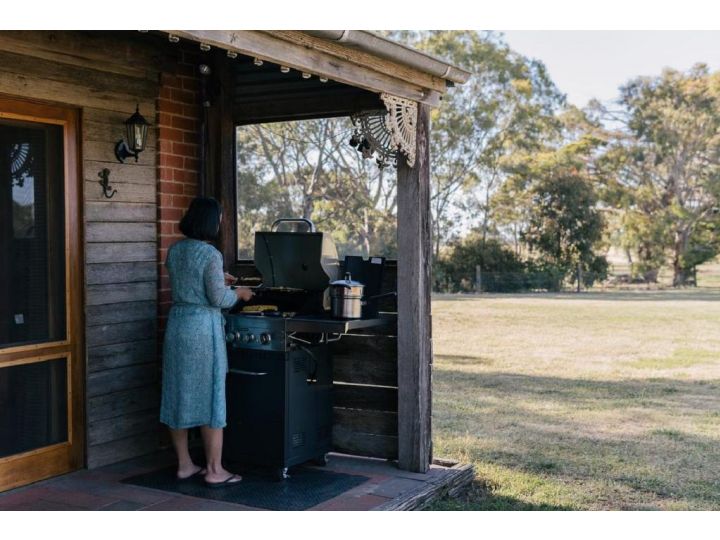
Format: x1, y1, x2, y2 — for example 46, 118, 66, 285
166, 30, 442, 107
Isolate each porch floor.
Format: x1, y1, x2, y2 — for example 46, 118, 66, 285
0, 450, 473, 511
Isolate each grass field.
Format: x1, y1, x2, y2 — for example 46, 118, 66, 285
427, 285, 720, 510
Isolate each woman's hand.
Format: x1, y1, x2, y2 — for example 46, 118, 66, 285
235, 287, 254, 302
224, 272, 238, 286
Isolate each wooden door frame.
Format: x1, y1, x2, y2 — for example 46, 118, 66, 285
0, 94, 85, 492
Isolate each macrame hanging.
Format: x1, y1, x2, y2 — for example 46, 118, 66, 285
10, 143, 33, 187
349, 92, 418, 169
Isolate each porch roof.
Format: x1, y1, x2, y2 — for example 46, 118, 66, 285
164, 30, 471, 107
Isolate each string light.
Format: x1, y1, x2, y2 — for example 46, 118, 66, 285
199, 42, 211, 52
301, 72, 312, 79
253, 57, 264, 66
168, 34, 180, 43
319, 77, 328, 83
227, 50, 238, 59
280, 66, 290, 73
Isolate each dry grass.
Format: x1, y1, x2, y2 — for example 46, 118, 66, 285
428, 283, 720, 510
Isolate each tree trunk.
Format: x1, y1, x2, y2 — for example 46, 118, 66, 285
672, 229, 691, 287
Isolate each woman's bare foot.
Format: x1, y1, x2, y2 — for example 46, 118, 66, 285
177, 463, 206, 480
204, 469, 242, 485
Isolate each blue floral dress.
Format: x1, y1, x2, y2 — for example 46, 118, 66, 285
160, 238, 238, 429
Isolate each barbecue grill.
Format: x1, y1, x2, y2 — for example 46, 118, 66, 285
222, 219, 392, 480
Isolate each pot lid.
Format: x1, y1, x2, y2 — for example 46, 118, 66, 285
330, 272, 364, 288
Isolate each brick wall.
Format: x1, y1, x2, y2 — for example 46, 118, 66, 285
157, 49, 202, 334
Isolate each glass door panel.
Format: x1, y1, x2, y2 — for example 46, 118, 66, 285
0, 357, 68, 458
0, 119, 66, 348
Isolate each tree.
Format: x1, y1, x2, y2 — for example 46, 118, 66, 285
434, 233, 527, 292
598, 65, 720, 285
491, 107, 609, 289
493, 107, 608, 244
522, 170, 608, 289
236, 119, 398, 258
387, 31, 565, 258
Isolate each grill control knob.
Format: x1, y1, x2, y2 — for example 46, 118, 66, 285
242, 333, 251, 343
225, 332, 236, 343
260, 333, 272, 345
248, 333, 257, 343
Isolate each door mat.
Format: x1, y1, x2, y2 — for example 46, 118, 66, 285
121, 465, 370, 511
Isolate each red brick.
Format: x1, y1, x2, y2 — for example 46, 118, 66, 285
172, 194, 193, 209
157, 139, 174, 155
171, 88, 196, 104
183, 182, 198, 196
160, 73, 182, 89
172, 142, 197, 157
158, 207, 183, 222
180, 76, 199, 92
159, 180, 184, 195
159, 221, 179, 235
159, 154, 184, 168
159, 236, 177, 250
159, 87, 173, 100
182, 131, 199, 145
159, 192, 174, 209
171, 115, 197, 132
173, 169, 197, 183
175, 63, 196, 78
157, 99, 185, 116
184, 157, 200, 171
158, 167, 174, 181
159, 126, 185, 143
183, 104, 200, 118
159, 275, 170, 290
157, 111, 174, 127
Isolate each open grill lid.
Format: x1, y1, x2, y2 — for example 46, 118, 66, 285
253, 219, 340, 291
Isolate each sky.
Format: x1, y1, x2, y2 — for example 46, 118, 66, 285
501, 31, 720, 108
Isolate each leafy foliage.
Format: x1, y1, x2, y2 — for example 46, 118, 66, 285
387, 31, 565, 257
236, 120, 398, 259
597, 65, 720, 284
234, 33, 718, 290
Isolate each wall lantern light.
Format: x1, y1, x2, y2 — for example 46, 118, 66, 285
115, 104, 150, 163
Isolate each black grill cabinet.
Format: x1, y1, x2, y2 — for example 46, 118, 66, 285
223, 319, 333, 479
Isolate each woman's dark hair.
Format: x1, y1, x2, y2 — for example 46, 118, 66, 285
179, 197, 222, 240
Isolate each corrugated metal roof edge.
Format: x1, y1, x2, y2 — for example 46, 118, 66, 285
302, 30, 471, 86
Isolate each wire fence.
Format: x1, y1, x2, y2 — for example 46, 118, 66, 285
433, 271, 615, 293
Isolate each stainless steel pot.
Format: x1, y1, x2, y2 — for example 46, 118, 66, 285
330, 273, 397, 319
330, 273, 364, 319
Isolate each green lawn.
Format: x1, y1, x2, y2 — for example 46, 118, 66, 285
428, 286, 720, 510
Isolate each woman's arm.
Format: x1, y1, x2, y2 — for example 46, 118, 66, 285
203, 251, 239, 308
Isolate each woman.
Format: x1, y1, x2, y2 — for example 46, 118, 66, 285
160, 197, 254, 487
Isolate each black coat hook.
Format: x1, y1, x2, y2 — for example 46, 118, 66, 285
98, 168, 117, 199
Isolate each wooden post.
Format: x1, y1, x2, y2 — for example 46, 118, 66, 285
205, 50, 237, 267
397, 103, 432, 473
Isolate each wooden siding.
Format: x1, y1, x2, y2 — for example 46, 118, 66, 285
330, 262, 399, 460
0, 30, 165, 469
